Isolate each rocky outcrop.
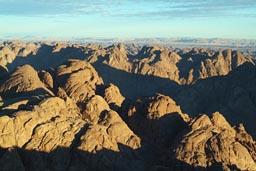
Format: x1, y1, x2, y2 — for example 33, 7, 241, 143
134, 46, 181, 82
0, 42, 39, 68
0, 46, 16, 67
38, 70, 54, 89
93, 45, 254, 85
177, 62, 256, 137
103, 83, 125, 110
1, 42, 253, 86
0, 61, 143, 170
128, 94, 189, 144
177, 49, 254, 84
0, 41, 256, 170
0, 95, 141, 170
103, 43, 132, 72
0, 64, 53, 98
82, 95, 110, 123
172, 112, 256, 171
56, 59, 103, 103
0, 97, 79, 148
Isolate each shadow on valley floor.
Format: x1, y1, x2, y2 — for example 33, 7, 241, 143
0, 65, 9, 85
0, 100, 243, 171
0, 145, 214, 171
92, 62, 182, 100
92, 62, 256, 139
3, 45, 256, 138
93, 61, 256, 139
0, 61, 254, 170
4, 44, 182, 100
175, 62, 256, 138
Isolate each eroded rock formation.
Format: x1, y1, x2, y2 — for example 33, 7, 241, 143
172, 112, 256, 171
0, 42, 256, 170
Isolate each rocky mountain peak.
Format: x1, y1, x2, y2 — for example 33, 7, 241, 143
0, 42, 256, 170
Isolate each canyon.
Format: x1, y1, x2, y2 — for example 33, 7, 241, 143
0, 41, 256, 170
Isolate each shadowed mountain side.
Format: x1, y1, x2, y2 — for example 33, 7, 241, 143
2, 42, 253, 87
6, 44, 86, 72
0, 108, 254, 170
0, 88, 52, 100
92, 62, 181, 100
0, 95, 203, 170
0, 65, 8, 78
168, 113, 256, 171
0, 146, 209, 171
0, 65, 9, 86
0, 60, 256, 170
176, 62, 256, 137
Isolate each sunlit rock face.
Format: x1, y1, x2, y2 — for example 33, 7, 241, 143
0, 42, 256, 170
171, 112, 256, 171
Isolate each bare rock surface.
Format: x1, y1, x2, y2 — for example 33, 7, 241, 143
1, 42, 253, 86
0, 95, 142, 170
177, 62, 256, 137
172, 112, 256, 171
0, 64, 53, 98
0, 60, 142, 170
56, 59, 103, 103
0, 42, 256, 170
82, 95, 110, 123
103, 83, 125, 109
128, 94, 189, 148
38, 70, 54, 89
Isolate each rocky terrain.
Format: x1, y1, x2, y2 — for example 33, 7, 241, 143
0, 41, 256, 170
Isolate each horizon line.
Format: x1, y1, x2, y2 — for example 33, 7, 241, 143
1, 36, 256, 41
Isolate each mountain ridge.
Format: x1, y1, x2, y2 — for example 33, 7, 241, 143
0, 41, 256, 170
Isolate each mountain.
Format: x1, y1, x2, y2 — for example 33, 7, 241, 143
171, 112, 256, 171
0, 41, 256, 170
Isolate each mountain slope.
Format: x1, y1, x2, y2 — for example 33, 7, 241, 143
0, 42, 256, 170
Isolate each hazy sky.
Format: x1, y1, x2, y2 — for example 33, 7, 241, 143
0, 0, 256, 39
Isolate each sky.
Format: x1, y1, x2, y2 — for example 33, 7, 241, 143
0, 0, 256, 39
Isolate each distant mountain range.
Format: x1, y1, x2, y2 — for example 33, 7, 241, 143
1, 37, 256, 49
